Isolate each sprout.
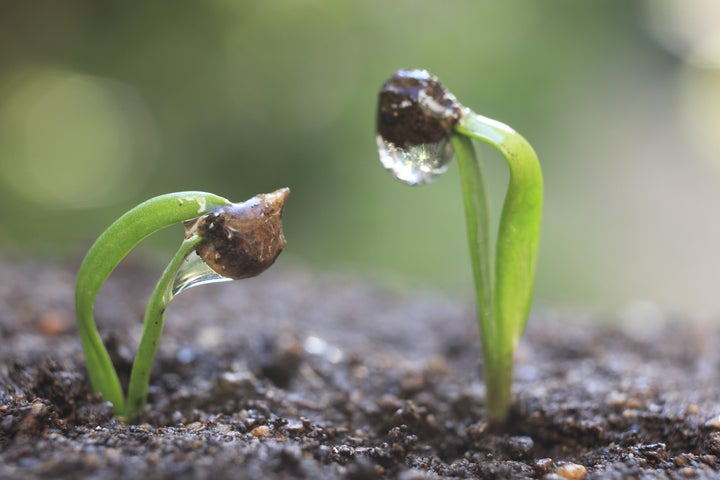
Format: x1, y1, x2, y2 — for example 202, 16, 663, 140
377, 69, 543, 424
75, 189, 289, 420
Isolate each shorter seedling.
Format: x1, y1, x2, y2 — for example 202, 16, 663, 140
377, 69, 542, 424
75, 189, 289, 420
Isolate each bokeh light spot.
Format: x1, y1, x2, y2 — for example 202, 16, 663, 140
0, 67, 158, 209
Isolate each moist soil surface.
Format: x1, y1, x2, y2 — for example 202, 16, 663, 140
1, 258, 720, 479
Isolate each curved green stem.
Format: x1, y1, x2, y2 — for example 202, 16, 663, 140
453, 112, 543, 424
75, 192, 231, 414
450, 134, 493, 349
124, 236, 201, 420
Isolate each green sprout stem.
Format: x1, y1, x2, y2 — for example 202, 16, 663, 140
75, 192, 231, 417
124, 235, 202, 419
452, 112, 543, 424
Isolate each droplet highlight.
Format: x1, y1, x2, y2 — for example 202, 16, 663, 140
377, 69, 463, 186
376, 134, 454, 186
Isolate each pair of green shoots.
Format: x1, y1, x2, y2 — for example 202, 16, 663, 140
75, 69, 541, 425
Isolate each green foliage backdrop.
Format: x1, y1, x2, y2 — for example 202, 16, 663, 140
2, 1, 720, 315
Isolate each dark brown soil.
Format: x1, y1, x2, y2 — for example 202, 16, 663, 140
2, 258, 719, 479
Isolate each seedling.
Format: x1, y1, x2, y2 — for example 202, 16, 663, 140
377, 69, 542, 424
75, 189, 289, 420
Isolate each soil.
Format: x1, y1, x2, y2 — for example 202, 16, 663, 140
1, 258, 720, 479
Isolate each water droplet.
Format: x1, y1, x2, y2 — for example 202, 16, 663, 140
171, 250, 231, 298
376, 134, 454, 185
377, 69, 463, 186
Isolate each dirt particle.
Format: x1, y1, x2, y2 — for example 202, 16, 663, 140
186, 422, 204, 432
605, 390, 627, 408
704, 431, 720, 455
501, 435, 534, 459
533, 457, 554, 475
704, 416, 720, 430
37, 311, 71, 335
555, 462, 587, 480
637, 442, 668, 463
680, 466, 697, 477
252, 425, 270, 437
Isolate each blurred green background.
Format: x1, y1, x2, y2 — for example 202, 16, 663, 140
2, 0, 720, 317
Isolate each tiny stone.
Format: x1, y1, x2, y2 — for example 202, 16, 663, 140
186, 422, 204, 433
30, 402, 48, 416
534, 458, 554, 474
555, 463, 587, 480
37, 311, 71, 335
605, 391, 627, 408
705, 432, 720, 455
680, 467, 696, 477
704, 416, 720, 429
622, 409, 638, 419
176, 347, 196, 364
285, 421, 305, 434
251, 425, 270, 437
506, 435, 534, 458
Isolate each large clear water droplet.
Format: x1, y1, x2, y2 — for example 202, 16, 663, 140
377, 134, 454, 186
171, 250, 231, 298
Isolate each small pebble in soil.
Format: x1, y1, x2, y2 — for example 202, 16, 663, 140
501, 435, 534, 459
37, 311, 71, 335
175, 347, 196, 364
252, 425, 270, 437
637, 442, 668, 463
673, 455, 689, 467
534, 458, 554, 475
303, 335, 344, 363
704, 431, 720, 455
704, 416, 720, 430
680, 466, 697, 477
554, 462, 588, 480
